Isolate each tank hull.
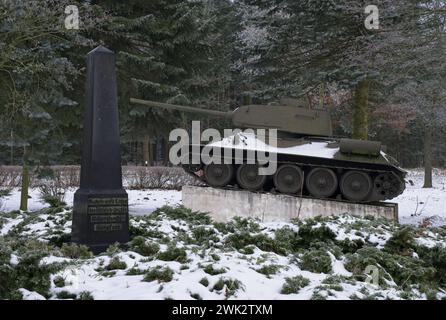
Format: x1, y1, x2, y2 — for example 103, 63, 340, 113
180, 133, 406, 203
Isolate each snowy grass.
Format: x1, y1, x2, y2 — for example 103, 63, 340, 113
1, 169, 446, 300
1, 205, 446, 300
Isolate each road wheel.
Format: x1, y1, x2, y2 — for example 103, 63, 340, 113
236, 164, 267, 191
340, 170, 373, 202
306, 168, 338, 198
273, 165, 304, 194
204, 164, 234, 187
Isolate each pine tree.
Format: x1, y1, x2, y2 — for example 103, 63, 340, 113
87, 1, 236, 151
0, 0, 102, 209
383, 0, 446, 187
236, 0, 413, 138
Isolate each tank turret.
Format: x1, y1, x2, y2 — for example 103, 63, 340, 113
130, 98, 333, 137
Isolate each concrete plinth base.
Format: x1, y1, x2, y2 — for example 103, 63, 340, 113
182, 186, 398, 223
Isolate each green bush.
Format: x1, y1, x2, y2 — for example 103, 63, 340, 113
199, 277, 209, 287
232, 217, 261, 233
256, 264, 281, 277
14, 252, 62, 298
212, 278, 242, 297
281, 276, 310, 294
53, 276, 65, 288
60, 243, 93, 259
225, 232, 287, 255
337, 238, 365, 254
143, 266, 174, 283
298, 224, 336, 247
56, 290, 77, 299
299, 249, 332, 274
322, 275, 351, 285
384, 227, 416, 255
48, 233, 71, 248
1, 240, 60, 299
214, 217, 261, 234
274, 227, 301, 253
158, 246, 187, 263
417, 245, 446, 287
126, 267, 145, 275
345, 246, 436, 288
192, 227, 219, 245
106, 243, 122, 256
78, 291, 94, 300
40, 195, 66, 208
151, 206, 211, 225
190, 293, 202, 300
0, 240, 12, 265
105, 257, 127, 270
0, 189, 12, 197
129, 236, 161, 257
0, 264, 16, 299
203, 264, 226, 275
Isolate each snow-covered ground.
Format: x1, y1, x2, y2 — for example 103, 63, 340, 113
0, 189, 181, 217
0, 207, 445, 300
1, 169, 445, 226
392, 169, 446, 226
1, 171, 446, 300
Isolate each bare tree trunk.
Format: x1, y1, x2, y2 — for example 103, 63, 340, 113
319, 82, 326, 109
19, 146, 29, 211
242, 94, 252, 105
423, 125, 433, 188
353, 79, 370, 140
142, 135, 150, 166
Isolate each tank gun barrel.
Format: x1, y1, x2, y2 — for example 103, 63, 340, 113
131, 97, 334, 137
130, 98, 231, 118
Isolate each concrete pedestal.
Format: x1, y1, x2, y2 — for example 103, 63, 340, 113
182, 186, 398, 223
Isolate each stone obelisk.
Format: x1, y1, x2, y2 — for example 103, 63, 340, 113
72, 46, 129, 254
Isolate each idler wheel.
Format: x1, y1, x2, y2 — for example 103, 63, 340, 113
274, 165, 304, 194
204, 164, 234, 187
374, 173, 400, 199
340, 171, 373, 202
306, 168, 338, 198
236, 164, 267, 191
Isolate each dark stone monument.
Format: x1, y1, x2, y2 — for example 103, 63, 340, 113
72, 46, 129, 254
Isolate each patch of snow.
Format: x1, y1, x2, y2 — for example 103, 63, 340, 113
391, 169, 446, 226
0, 188, 53, 213
10, 254, 19, 266
328, 252, 352, 277
209, 133, 339, 159
1, 188, 182, 216
40, 256, 72, 265
128, 190, 182, 216
0, 217, 23, 236
19, 289, 46, 300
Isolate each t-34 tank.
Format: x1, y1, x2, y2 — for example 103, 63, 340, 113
130, 97, 406, 203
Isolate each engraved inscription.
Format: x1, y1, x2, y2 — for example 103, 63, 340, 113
90, 215, 127, 223
88, 198, 128, 206
87, 197, 128, 232
93, 223, 123, 232
88, 206, 128, 215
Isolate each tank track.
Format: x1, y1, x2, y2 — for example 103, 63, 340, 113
181, 148, 406, 204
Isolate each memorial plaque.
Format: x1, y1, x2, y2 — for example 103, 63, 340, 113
72, 46, 129, 254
